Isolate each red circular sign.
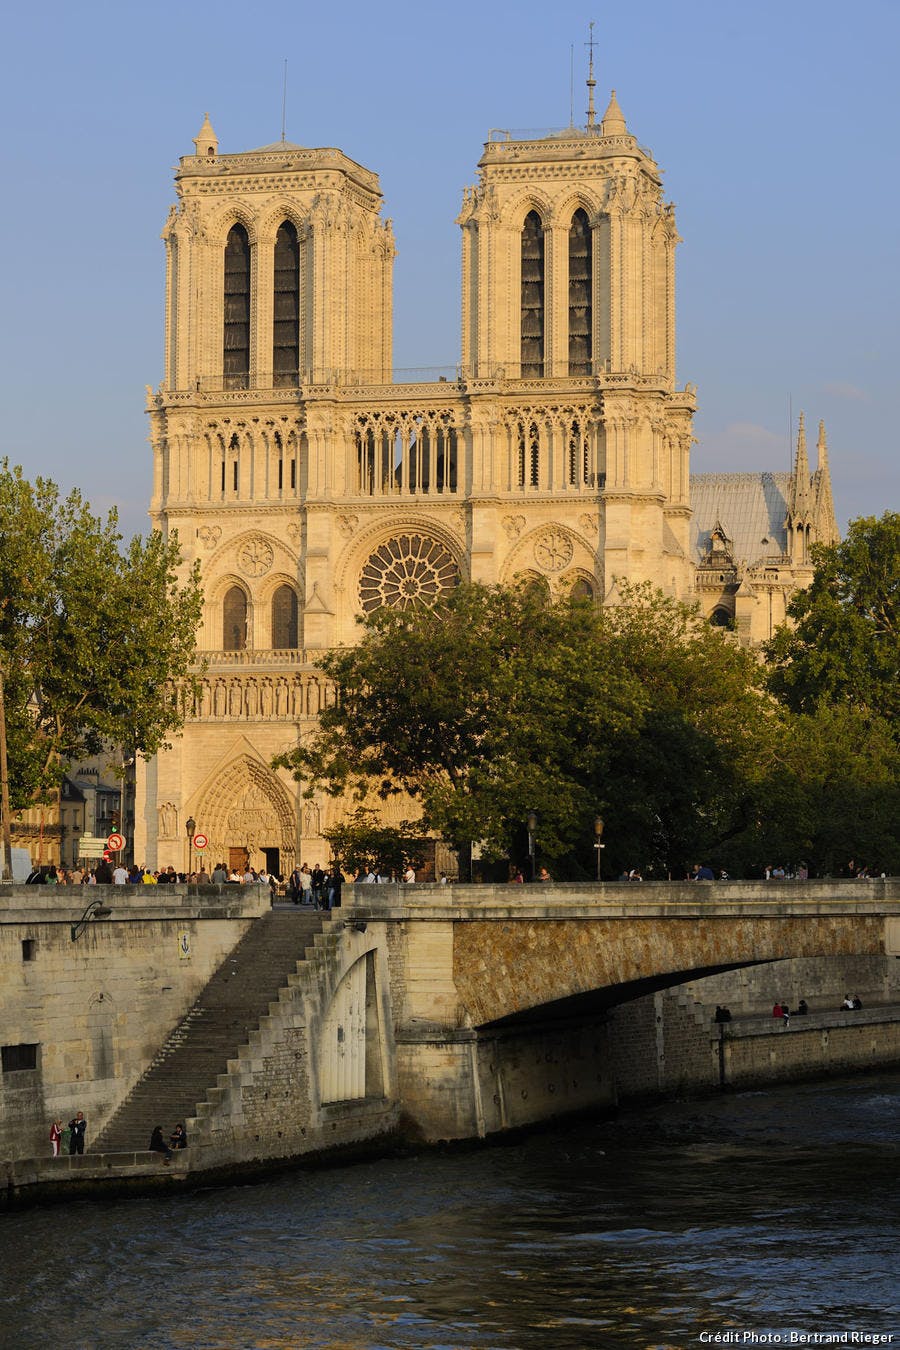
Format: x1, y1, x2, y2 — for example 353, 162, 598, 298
192, 833, 209, 850
107, 833, 126, 851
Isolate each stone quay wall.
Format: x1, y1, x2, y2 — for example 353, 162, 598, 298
2, 882, 899, 1206
0, 885, 268, 1162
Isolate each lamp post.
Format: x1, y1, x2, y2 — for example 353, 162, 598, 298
0, 665, 13, 884
526, 809, 538, 882
70, 898, 113, 942
593, 815, 605, 881
185, 815, 195, 877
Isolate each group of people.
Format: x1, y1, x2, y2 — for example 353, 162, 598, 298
27, 863, 116, 885
287, 863, 345, 909
49, 1111, 87, 1156
772, 998, 810, 1026
841, 994, 864, 1010
149, 1122, 188, 1162
764, 864, 810, 880
354, 865, 417, 884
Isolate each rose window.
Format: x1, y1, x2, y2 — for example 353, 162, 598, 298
359, 534, 460, 612
534, 529, 574, 572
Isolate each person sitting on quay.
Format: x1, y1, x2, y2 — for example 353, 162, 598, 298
149, 1126, 172, 1163
690, 863, 714, 881
772, 1002, 784, 1019
714, 1005, 732, 1023
796, 998, 809, 1015
170, 1123, 188, 1150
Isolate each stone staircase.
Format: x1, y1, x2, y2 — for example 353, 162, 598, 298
94, 910, 328, 1152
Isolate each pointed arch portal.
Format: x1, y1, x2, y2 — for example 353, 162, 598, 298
194, 754, 296, 875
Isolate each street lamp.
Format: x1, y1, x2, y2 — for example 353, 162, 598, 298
71, 898, 113, 942
185, 815, 195, 876
526, 810, 538, 882
593, 815, 605, 881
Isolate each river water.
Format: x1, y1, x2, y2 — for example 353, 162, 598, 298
1, 1072, 897, 1350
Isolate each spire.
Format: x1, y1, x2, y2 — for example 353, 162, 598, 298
193, 112, 218, 158
586, 21, 597, 129
816, 419, 829, 476
790, 412, 812, 513
600, 89, 627, 137
813, 419, 840, 546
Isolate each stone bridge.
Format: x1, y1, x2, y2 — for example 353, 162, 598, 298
3, 878, 899, 1201
346, 878, 900, 1139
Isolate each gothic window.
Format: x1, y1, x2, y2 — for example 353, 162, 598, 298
568, 209, 592, 376
273, 221, 300, 387
710, 606, 734, 629
223, 586, 248, 651
570, 577, 594, 601
223, 224, 250, 390
517, 421, 540, 488
520, 211, 545, 378
359, 534, 460, 612
514, 572, 551, 603
272, 585, 299, 648
568, 419, 590, 487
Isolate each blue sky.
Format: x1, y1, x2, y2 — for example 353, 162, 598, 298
1, 0, 896, 539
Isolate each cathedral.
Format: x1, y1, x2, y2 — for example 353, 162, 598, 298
134, 75, 838, 874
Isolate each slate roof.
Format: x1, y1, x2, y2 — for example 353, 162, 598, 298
690, 472, 792, 566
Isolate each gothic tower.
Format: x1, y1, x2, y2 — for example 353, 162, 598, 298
456, 86, 695, 595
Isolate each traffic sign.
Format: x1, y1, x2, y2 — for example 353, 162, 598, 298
107, 832, 126, 852
193, 833, 209, 850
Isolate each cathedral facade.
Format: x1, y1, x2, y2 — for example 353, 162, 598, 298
134, 89, 837, 874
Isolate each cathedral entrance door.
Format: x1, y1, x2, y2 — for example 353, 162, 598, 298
263, 847, 280, 877
229, 846, 250, 874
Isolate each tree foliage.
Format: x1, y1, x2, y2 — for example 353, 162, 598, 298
765, 512, 900, 726
276, 582, 771, 878
321, 808, 426, 879
0, 461, 203, 806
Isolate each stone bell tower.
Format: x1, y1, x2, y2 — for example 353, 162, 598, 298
456, 57, 696, 597
138, 117, 397, 875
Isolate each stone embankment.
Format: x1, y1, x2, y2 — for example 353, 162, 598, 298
2, 880, 899, 1207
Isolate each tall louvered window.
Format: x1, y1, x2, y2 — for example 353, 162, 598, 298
223, 224, 250, 390
568, 209, 592, 375
520, 211, 545, 378
273, 221, 300, 387
223, 586, 248, 651
272, 585, 299, 648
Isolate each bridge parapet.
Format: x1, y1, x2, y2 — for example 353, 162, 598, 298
345, 878, 900, 923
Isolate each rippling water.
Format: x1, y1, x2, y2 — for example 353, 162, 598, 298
1, 1073, 898, 1349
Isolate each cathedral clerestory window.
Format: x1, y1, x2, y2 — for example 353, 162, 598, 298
273, 221, 300, 387
568, 209, 592, 376
223, 224, 250, 390
272, 584, 299, 648
520, 211, 545, 378
223, 585, 248, 651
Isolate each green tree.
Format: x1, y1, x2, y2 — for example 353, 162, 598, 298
717, 702, 900, 878
0, 461, 203, 806
765, 513, 900, 726
276, 582, 770, 878
321, 808, 426, 879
